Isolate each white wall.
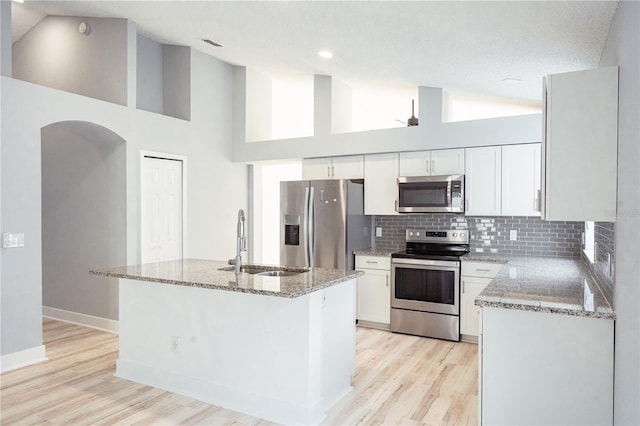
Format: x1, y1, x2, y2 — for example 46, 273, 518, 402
232, 73, 542, 162
136, 34, 163, 114
41, 122, 126, 321
599, 1, 640, 424
1, 45, 247, 357
12, 15, 128, 106
251, 161, 302, 265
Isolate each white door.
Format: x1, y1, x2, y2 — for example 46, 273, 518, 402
364, 153, 399, 215
465, 146, 502, 216
502, 144, 541, 216
431, 148, 465, 175
142, 156, 183, 263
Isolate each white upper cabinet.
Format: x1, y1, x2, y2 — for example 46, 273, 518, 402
364, 153, 399, 215
502, 144, 541, 216
302, 155, 364, 180
398, 149, 465, 176
543, 66, 618, 222
465, 146, 502, 216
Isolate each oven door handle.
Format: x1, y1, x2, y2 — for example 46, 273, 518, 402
391, 258, 460, 268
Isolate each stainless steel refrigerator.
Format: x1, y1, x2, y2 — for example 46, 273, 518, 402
280, 179, 372, 271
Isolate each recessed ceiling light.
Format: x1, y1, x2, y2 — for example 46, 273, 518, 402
202, 39, 222, 47
318, 50, 333, 59
503, 78, 523, 85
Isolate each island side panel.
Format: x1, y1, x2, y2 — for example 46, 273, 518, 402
116, 277, 355, 424
480, 306, 614, 425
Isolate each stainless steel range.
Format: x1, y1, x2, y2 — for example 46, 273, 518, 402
390, 229, 470, 341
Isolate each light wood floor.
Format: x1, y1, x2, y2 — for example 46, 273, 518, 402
1, 319, 477, 425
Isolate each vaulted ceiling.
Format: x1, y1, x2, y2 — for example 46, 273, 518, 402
12, 1, 618, 104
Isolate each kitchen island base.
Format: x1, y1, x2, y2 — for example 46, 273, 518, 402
116, 277, 356, 425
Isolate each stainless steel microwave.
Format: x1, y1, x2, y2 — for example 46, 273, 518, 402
397, 175, 465, 213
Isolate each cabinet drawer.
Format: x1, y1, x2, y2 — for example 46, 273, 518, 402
461, 261, 504, 278
355, 255, 391, 270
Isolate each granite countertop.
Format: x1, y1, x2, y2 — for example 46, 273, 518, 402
91, 259, 362, 299
353, 248, 394, 257
461, 253, 510, 263
474, 256, 614, 319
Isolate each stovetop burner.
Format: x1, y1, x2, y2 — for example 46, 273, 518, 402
391, 228, 470, 260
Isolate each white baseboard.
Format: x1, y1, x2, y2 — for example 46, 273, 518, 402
43, 306, 119, 334
1, 345, 47, 373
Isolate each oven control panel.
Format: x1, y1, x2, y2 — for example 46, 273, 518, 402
405, 228, 469, 244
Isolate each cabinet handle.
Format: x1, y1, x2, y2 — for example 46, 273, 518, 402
462, 279, 465, 293
475, 268, 492, 272
327, 165, 331, 178
426, 159, 430, 174
537, 189, 542, 212
365, 261, 378, 264
386, 276, 389, 287
431, 159, 435, 174
394, 200, 398, 211
331, 164, 335, 177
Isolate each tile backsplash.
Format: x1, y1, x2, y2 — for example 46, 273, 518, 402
373, 214, 583, 258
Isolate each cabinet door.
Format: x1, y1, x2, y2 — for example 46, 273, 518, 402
332, 155, 364, 179
302, 158, 331, 179
356, 269, 391, 325
502, 144, 541, 216
461, 276, 492, 336
364, 153, 399, 215
465, 146, 502, 216
398, 151, 431, 176
431, 148, 465, 175
543, 66, 618, 221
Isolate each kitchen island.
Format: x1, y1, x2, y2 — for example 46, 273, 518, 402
91, 259, 361, 425
473, 256, 614, 425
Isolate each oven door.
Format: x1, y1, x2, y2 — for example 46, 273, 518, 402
391, 258, 460, 315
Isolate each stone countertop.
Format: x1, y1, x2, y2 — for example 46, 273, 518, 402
474, 256, 614, 319
353, 249, 394, 257
91, 259, 362, 299
461, 253, 510, 263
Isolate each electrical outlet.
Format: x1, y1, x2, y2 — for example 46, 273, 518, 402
375, 227, 383, 237
3, 232, 24, 248
171, 336, 180, 352
509, 230, 517, 241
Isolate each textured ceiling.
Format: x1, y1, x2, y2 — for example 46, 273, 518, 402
12, 1, 618, 103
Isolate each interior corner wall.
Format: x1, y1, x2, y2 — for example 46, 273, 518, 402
136, 34, 164, 114
12, 15, 128, 106
245, 68, 272, 142
599, 1, 640, 424
41, 123, 126, 321
163, 45, 191, 120
331, 78, 352, 134
0, 0, 11, 77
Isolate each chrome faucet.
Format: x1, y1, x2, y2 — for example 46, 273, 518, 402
230, 209, 247, 274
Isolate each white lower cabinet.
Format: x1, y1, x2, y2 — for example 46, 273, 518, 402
480, 306, 613, 425
460, 261, 503, 341
355, 255, 391, 328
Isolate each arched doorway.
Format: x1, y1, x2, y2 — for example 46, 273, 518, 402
41, 121, 126, 329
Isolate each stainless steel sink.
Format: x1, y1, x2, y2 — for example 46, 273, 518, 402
218, 265, 308, 276
255, 270, 302, 277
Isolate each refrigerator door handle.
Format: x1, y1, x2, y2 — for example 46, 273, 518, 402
308, 186, 315, 267
303, 186, 310, 267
